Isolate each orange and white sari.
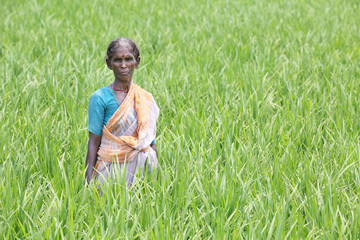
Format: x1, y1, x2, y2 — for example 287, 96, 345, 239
94, 83, 159, 186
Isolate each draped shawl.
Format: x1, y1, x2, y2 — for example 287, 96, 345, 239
94, 83, 159, 173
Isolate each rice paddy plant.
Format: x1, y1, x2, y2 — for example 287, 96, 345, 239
1, 0, 360, 238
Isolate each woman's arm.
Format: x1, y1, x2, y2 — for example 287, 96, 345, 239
151, 143, 158, 158
85, 132, 101, 184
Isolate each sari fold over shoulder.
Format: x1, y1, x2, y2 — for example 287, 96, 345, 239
94, 83, 159, 175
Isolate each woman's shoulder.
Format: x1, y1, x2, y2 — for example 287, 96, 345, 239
133, 84, 153, 99
91, 86, 111, 98
89, 86, 112, 106
133, 84, 159, 116
90, 86, 112, 100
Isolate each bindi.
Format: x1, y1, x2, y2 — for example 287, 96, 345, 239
122, 55, 125, 58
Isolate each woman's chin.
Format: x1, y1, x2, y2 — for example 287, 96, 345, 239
115, 76, 131, 82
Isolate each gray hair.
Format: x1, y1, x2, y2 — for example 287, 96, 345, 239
106, 37, 140, 60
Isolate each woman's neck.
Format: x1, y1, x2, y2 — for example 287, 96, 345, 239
111, 79, 132, 92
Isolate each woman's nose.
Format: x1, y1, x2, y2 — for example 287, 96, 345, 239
121, 61, 126, 68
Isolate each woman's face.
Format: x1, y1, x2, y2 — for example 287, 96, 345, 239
107, 46, 140, 82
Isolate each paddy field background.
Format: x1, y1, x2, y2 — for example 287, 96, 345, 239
1, 0, 360, 238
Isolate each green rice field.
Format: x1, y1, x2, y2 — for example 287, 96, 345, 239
1, 0, 360, 238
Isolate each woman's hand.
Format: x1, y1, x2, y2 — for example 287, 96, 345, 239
150, 143, 158, 158
85, 132, 102, 184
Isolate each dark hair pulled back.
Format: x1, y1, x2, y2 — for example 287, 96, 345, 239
106, 37, 140, 61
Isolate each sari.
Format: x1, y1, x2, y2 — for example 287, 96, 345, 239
94, 83, 159, 186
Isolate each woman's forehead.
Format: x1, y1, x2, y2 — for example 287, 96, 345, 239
113, 47, 134, 56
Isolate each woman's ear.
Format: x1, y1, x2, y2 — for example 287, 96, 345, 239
106, 58, 113, 70
135, 57, 141, 69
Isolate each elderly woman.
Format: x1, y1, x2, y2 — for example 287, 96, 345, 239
85, 37, 159, 187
